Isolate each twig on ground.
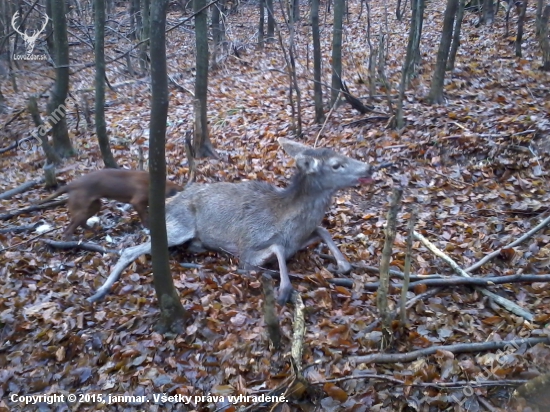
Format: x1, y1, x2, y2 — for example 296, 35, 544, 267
414, 231, 534, 321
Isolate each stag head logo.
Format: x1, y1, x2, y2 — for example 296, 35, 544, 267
11, 11, 49, 55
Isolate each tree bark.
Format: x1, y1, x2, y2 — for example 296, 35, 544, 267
428, 0, 458, 104
149, 0, 190, 333
540, 5, 550, 71
95, 0, 117, 168
140, 0, 150, 71
516, 0, 528, 57
266, 0, 275, 41
258, 0, 264, 47
331, 0, 344, 105
396, 0, 422, 129
49, 0, 74, 157
193, 0, 217, 158
311, 0, 324, 123
447, 0, 466, 71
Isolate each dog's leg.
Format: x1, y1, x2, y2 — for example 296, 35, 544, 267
63, 196, 101, 240
131, 197, 149, 228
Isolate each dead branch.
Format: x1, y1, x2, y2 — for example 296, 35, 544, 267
318, 253, 444, 280
364, 274, 550, 290
351, 337, 549, 364
0, 199, 66, 221
41, 239, 119, 254
0, 223, 42, 234
184, 131, 196, 186
400, 207, 417, 327
414, 231, 534, 321
378, 187, 403, 346
261, 273, 281, 349
466, 213, 550, 273
314, 90, 341, 148
319, 373, 525, 388
0, 178, 45, 201
290, 292, 306, 374
339, 78, 375, 114
0, 142, 17, 154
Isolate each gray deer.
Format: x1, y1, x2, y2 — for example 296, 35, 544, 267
88, 138, 374, 304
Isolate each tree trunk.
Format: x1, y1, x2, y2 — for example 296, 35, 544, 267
311, 0, 324, 123
95, 0, 117, 168
211, 0, 225, 66
331, 0, 344, 105
266, 0, 275, 41
540, 5, 550, 71
447, 0, 466, 71
412, 0, 425, 68
193, 0, 216, 158
536, 0, 544, 36
428, 0, 458, 104
140, 0, 150, 72
49, 0, 74, 157
258, 0, 264, 47
482, 0, 494, 25
46, 0, 54, 54
516, 0, 528, 57
396, 0, 422, 129
149, 0, 190, 334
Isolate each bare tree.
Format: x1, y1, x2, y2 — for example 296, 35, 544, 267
193, 0, 216, 157
140, 0, 151, 72
149, 0, 190, 333
539, 5, 550, 70
266, 0, 275, 41
447, 0, 466, 71
428, 0, 458, 104
311, 0, 324, 123
49, 0, 74, 157
481, 0, 494, 25
95, 0, 117, 168
396, 0, 425, 128
515, 0, 528, 57
331, 0, 344, 104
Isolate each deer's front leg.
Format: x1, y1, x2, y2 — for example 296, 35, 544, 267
313, 227, 352, 274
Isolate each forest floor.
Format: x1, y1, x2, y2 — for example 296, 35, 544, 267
1, 0, 550, 411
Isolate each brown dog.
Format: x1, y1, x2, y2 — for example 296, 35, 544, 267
39, 169, 183, 239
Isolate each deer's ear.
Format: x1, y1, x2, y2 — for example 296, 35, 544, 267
295, 155, 320, 174
279, 138, 310, 158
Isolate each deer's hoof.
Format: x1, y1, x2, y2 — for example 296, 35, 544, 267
336, 260, 352, 275
277, 285, 295, 306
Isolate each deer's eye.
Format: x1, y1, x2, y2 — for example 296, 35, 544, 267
332, 163, 342, 170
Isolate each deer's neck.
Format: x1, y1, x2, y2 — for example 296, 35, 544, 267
280, 173, 334, 214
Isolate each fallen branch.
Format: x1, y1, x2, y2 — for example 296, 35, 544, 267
466, 213, 550, 273
363, 274, 550, 290
41, 239, 119, 254
0, 142, 17, 154
318, 253, 444, 280
414, 231, 534, 321
0, 199, 66, 221
351, 337, 548, 364
0, 178, 45, 201
0, 223, 42, 234
319, 374, 525, 388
